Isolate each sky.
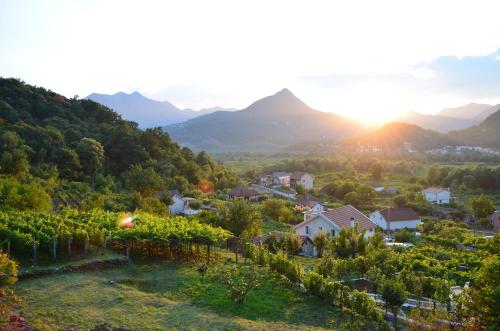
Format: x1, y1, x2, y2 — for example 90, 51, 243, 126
1, 0, 500, 124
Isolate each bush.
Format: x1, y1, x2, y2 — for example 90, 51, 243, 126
188, 200, 202, 210
220, 265, 262, 304
394, 228, 415, 243
269, 253, 302, 283
303, 271, 324, 296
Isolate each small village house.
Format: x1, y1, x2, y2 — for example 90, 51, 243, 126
422, 187, 451, 204
489, 210, 500, 232
228, 184, 260, 201
272, 172, 291, 187
293, 205, 376, 256
370, 207, 422, 231
290, 172, 314, 190
156, 190, 185, 215
295, 196, 324, 213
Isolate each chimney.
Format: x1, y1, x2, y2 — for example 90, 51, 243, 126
350, 217, 355, 228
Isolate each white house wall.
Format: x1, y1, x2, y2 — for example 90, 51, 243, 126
294, 215, 339, 239
388, 219, 422, 230
300, 174, 314, 190
169, 196, 185, 215
370, 211, 388, 230
423, 191, 450, 204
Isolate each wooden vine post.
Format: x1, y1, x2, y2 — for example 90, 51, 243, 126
6, 240, 10, 257
67, 237, 72, 259
52, 237, 57, 261
84, 236, 89, 256
207, 243, 211, 265
32, 237, 37, 266
102, 232, 108, 254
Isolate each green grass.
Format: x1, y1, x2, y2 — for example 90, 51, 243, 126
14, 259, 345, 330
262, 218, 292, 233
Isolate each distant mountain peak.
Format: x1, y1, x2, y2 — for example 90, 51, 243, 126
86, 91, 229, 128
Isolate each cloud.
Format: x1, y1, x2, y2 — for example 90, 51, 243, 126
301, 49, 500, 99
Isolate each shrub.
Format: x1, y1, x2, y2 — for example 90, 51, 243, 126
394, 228, 414, 243
303, 271, 324, 296
188, 200, 202, 210
220, 265, 262, 304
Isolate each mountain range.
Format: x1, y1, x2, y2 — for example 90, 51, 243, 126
163, 89, 364, 152
437, 102, 499, 121
87, 87, 500, 152
86, 92, 235, 128
348, 109, 500, 151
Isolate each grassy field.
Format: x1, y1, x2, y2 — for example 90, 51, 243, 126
14, 258, 346, 330
262, 218, 293, 233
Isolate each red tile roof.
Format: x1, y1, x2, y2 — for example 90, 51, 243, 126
290, 171, 307, 180
323, 205, 375, 231
379, 208, 419, 222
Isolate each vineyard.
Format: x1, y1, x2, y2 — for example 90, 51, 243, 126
0, 210, 232, 264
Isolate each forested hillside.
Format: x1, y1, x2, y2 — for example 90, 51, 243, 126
343, 122, 457, 151
447, 109, 500, 148
0, 78, 237, 212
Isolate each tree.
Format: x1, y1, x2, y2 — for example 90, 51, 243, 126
220, 265, 262, 304
461, 256, 500, 329
381, 279, 408, 330
0, 253, 18, 322
432, 278, 451, 312
330, 223, 367, 258
1, 150, 29, 180
343, 191, 360, 206
392, 194, 408, 208
76, 137, 104, 186
283, 232, 301, 255
371, 162, 383, 180
219, 199, 262, 238
121, 165, 164, 196
313, 230, 329, 257
262, 198, 289, 221
295, 184, 306, 196
54, 147, 81, 180
469, 194, 495, 219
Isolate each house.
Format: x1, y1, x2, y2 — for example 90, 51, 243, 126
272, 172, 291, 187
258, 175, 273, 187
159, 190, 184, 215
489, 210, 500, 232
370, 207, 422, 231
228, 184, 260, 201
422, 187, 451, 204
295, 196, 324, 212
293, 205, 376, 255
290, 172, 314, 190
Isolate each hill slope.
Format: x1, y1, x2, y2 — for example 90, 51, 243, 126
87, 92, 233, 128
0, 78, 236, 210
344, 122, 457, 151
447, 109, 500, 148
396, 111, 476, 132
164, 89, 363, 151
437, 103, 492, 120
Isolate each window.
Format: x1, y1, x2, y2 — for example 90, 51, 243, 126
306, 226, 309, 235
331, 229, 335, 236
319, 226, 323, 231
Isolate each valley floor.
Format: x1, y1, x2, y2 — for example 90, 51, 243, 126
14, 259, 345, 330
